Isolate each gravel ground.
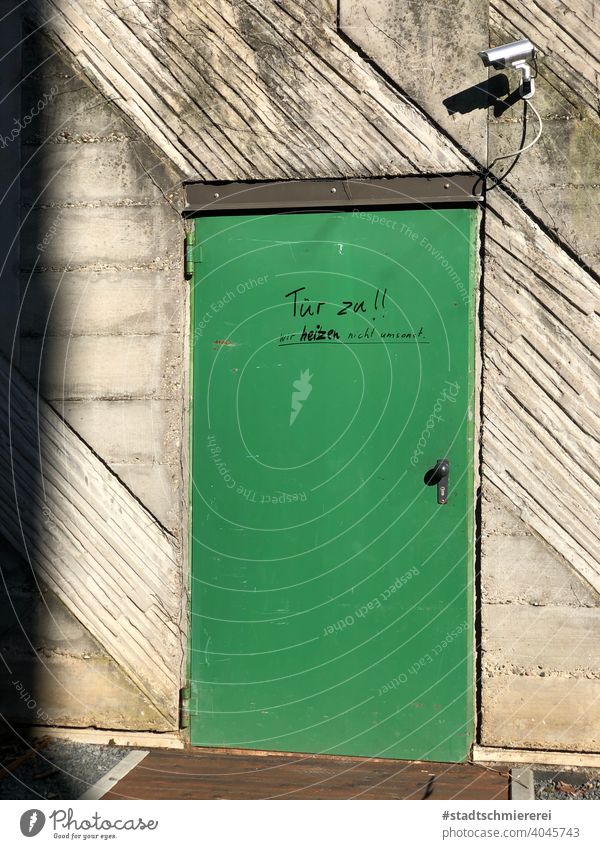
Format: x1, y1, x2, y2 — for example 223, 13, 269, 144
535, 769, 600, 800
0, 736, 132, 800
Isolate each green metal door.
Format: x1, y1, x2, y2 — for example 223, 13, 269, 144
189, 205, 476, 762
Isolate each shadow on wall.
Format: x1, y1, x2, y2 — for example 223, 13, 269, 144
0, 9, 146, 744
443, 72, 522, 118
1, 3, 186, 750
0, 3, 54, 741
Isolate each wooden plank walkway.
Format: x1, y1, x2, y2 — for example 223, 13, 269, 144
103, 748, 509, 800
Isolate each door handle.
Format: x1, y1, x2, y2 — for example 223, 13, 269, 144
424, 459, 449, 505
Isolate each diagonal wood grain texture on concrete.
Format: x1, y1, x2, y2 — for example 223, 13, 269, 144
32, 0, 599, 582
0, 353, 183, 726
491, 0, 600, 118
341, 0, 600, 272
489, 0, 600, 272
25, 0, 600, 747
484, 193, 599, 594
32, 0, 462, 178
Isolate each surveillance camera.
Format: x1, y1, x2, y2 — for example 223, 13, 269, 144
479, 38, 536, 99
479, 39, 535, 69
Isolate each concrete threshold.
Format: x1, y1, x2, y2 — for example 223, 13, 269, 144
29, 726, 185, 750
474, 745, 600, 769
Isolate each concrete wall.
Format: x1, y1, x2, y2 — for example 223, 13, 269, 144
3, 0, 597, 750
489, 1, 600, 274
0, 539, 171, 730
19, 31, 185, 534
0, 22, 186, 730
481, 488, 600, 751
0, 0, 22, 360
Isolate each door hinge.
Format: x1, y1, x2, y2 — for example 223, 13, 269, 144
184, 230, 195, 279
179, 684, 191, 728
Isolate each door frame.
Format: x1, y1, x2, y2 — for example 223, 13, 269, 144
182, 175, 484, 754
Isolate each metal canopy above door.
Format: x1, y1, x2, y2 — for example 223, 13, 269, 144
184, 175, 484, 213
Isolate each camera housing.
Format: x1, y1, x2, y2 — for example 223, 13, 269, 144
479, 39, 535, 69
479, 38, 536, 99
